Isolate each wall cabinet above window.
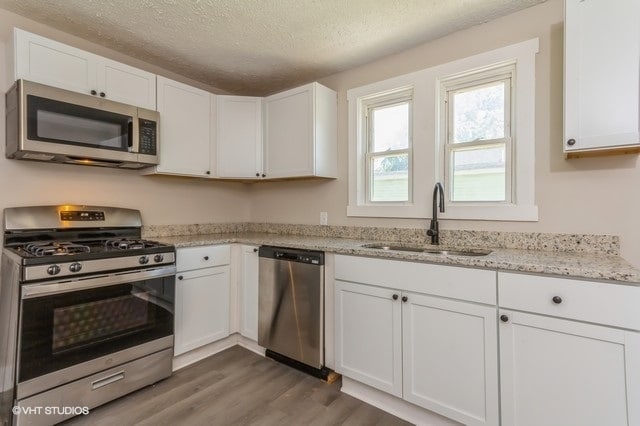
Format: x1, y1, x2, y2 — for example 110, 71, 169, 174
563, 0, 640, 158
12, 28, 156, 110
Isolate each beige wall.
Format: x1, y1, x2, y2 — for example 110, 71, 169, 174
0, 9, 252, 225
249, 0, 640, 268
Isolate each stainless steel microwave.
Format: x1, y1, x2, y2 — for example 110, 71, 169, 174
5, 79, 159, 169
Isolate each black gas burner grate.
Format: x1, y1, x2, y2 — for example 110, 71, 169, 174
23, 242, 91, 257
104, 239, 159, 251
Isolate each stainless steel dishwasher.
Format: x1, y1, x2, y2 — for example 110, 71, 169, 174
258, 246, 326, 376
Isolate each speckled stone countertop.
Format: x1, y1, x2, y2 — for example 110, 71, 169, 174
154, 232, 640, 284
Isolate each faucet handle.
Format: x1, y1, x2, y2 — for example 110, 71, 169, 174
426, 228, 438, 237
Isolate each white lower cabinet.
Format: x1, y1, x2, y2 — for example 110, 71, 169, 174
498, 272, 640, 426
334, 255, 499, 426
403, 293, 498, 425
239, 245, 259, 340
174, 246, 231, 356
499, 310, 640, 426
335, 281, 402, 396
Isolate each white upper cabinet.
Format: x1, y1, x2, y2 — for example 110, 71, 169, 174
13, 28, 156, 110
216, 96, 263, 179
153, 76, 212, 177
563, 0, 640, 157
264, 82, 337, 179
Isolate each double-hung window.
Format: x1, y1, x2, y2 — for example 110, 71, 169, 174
363, 90, 413, 203
441, 64, 514, 204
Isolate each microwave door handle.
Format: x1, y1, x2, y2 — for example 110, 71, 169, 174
127, 119, 134, 152
129, 116, 140, 154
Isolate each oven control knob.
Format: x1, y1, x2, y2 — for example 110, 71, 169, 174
69, 262, 82, 273
139, 256, 149, 265
47, 265, 61, 275
154, 254, 164, 263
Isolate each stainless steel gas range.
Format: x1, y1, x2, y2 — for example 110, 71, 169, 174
0, 205, 176, 426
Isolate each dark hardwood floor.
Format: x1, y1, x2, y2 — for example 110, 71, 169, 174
64, 345, 411, 425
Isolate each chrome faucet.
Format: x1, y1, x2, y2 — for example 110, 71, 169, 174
427, 182, 445, 244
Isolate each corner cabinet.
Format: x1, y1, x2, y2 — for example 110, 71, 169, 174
264, 83, 337, 179
216, 96, 263, 179
13, 28, 156, 110
563, 0, 640, 157
334, 255, 499, 426
498, 272, 640, 426
151, 76, 213, 177
174, 245, 231, 356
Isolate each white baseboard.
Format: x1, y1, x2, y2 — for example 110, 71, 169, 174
172, 333, 265, 371
236, 335, 266, 356
340, 377, 461, 426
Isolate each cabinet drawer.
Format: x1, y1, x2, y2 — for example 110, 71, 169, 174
335, 255, 496, 305
177, 245, 230, 271
499, 272, 640, 330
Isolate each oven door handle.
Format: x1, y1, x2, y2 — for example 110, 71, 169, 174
21, 265, 177, 299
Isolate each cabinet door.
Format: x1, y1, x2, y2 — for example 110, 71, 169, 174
334, 280, 402, 397
216, 96, 263, 178
14, 28, 97, 96
264, 84, 314, 178
174, 266, 230, 355
156, 76, 211, 177
564, 0, 640, 153
402, 293, 499, 426
240, 245, 259, 340
98, 58, 156, 110
499, 310, 640, 426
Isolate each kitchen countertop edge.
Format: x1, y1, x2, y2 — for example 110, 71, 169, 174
155, 232, 640, 285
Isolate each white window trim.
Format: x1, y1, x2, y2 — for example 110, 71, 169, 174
347, 38, 539, 221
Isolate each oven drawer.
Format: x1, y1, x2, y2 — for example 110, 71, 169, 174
15, 348, 172, 426
177, 245, 230, 271
498, 272, 640, 330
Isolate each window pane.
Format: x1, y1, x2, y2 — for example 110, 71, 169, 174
370, 154, 409, 202
451, 146, 505, 202
453, 82, 505, 143
371, 103, 409, 151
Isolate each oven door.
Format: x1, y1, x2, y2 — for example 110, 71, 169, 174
17, 266, 174, 398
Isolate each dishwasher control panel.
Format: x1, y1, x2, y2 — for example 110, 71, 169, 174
259, 246, 324, 265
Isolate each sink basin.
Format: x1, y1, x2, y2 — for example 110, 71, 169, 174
361, 243, 492, 256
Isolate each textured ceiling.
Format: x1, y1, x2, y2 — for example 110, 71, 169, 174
0, 0, 546, 95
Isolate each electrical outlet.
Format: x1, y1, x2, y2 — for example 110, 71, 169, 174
320, 212, 328, 226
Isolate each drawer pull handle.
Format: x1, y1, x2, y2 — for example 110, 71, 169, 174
552, 296, 563, 304
92, 371, 125, 390
204, 256, 209, 261
392, 294, 399, 300
500, 314, 509, 322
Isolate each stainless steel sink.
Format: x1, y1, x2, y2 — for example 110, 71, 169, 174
361, 243, 492, 256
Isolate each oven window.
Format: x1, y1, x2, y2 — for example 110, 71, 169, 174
52, 294, 150, 354
19, 277, 174, 382
27, 95, 131, 151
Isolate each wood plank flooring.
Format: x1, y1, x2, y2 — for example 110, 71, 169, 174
64, 345, 411, 425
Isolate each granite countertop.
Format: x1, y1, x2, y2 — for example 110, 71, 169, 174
154, 232, 640, 284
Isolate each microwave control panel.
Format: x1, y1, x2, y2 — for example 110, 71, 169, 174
139, 119, 157, 155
